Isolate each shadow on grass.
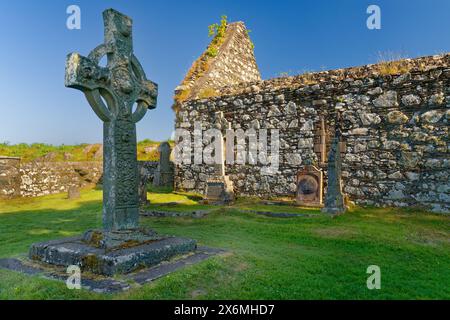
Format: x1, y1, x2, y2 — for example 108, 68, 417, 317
1, 189, 450, 299
147, 185, 174, 194
147, 185, 204, 202
0, 200, 103, 258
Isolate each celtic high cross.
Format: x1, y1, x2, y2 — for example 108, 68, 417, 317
65, 9, 157, 231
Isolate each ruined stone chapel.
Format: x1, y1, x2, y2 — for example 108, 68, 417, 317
173, 20, 450, 213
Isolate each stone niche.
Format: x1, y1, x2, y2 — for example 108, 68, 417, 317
296, 165, 323, 207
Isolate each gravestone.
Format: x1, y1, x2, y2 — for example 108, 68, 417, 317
138, 163, 149, 205
205, 112, 235, 204
153, 141, 174, 187
29, 9, 196, 275
321, 129, 347, 215
67, 186, 80, 199
296, 165, 323, 207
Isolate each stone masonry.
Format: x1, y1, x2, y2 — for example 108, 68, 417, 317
175, 21, 260, 102
19, 161, 103, 197
0, 156, 21, 199
0, 160, 159, 199
174, 25, 450, 214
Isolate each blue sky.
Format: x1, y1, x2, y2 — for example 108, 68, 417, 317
0, 0, 449, 145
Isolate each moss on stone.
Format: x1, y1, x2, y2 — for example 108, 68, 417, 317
81, 254, 101, 272
198, 88, 219, 99
84, 230, 104, 248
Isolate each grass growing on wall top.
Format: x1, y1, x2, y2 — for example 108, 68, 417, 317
0, 140, 170, 163
0, 189, 449, 299
376, 51, 411, 75
197, 87, 219, 99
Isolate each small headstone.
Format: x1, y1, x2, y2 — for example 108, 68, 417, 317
296, 165, 323, 207
321, 131, 347, 215
138, 164, 149, 206
205, 112, 234, 204
153, 141, 174, 187
67, 186, 80, 199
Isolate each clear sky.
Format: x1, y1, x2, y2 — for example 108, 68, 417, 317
0, 0, 449, 145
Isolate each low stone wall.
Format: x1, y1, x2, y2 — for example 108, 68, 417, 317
175, 54, 450, 213
0, 160, 161, 198
0, 157, 21, 199
19, 161, 103, 197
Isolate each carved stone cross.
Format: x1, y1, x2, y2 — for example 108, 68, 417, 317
205, 111, 235, 204
322, 129, 346, 215
65, 9, 158, 231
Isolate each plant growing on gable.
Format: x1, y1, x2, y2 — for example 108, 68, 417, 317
245, 29, 255, 50
206, 15, 228, 57
173, 15, 229, 111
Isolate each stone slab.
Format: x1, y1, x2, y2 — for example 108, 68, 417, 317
0, 257, 131, 293
29, 235, 197, 276
205, 177, 235, 205
141, 209, 212, 218
243, 210, 319, 218
0, 258, 42, 275
0, 246, 225, 294
130, 246, 226, 285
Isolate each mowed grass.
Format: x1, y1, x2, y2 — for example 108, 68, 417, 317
0, 189, 449, 300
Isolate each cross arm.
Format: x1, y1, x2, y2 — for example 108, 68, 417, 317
130, 55, 158, 123
65, 53, 115, 122
131, 55, 157, 110
137, 79, 158, 110
130, 79, 158, 123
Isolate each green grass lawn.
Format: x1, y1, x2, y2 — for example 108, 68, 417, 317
0, 139, 170, 162
0, 189, 449, 300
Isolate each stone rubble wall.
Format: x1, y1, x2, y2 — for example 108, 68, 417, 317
175, 54, 450, 213
216, 54, 450, 97
0, 157, 21, 199
0, 160, 160, 198
19, 161, 103, 197
196, 22, 261, 92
